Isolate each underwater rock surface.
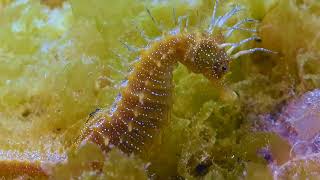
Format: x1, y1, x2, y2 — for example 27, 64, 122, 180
1, 0, 320, 179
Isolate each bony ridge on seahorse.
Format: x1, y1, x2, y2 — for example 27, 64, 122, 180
77, 0, 276, 155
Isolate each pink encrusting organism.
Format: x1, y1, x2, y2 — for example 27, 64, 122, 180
78, 0, 275, 155
259, 89, 320, 179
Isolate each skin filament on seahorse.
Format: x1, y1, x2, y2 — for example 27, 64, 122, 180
78, 0, 275, 154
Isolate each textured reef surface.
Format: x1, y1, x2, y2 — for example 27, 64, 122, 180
259, 89, 320, 179
0, 0, 320, 179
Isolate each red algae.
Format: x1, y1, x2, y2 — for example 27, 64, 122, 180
279, 89, 320, 142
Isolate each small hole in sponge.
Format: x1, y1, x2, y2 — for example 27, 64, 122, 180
192, 159, 213, 177
22, 109, 31, 118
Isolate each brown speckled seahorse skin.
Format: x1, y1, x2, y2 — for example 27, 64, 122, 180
79, 32, 231, 154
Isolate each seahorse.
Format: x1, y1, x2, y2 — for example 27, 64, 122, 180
77, 0, 274, 155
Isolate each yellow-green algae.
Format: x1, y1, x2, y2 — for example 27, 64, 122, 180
0, 0, 320, 179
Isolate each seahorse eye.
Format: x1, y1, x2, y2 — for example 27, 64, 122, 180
222, 66, 227, 72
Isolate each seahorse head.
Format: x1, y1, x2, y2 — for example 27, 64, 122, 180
182, 32, 231, 81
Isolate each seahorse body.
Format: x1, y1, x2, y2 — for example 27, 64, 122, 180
79, 32, 231, 154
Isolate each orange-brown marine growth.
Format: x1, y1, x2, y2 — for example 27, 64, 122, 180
78, 1, 274, 154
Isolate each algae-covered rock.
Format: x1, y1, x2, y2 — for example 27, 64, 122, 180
0, 0, 320, 179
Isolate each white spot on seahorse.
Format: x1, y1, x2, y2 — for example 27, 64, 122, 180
139, 93, 145, 104
161, 53, 167, 60
156, 61, 162, 67
145, 80, 150, 86
134, 109, 139, 117
128, 122, 133, 132
104, 136, 110, 146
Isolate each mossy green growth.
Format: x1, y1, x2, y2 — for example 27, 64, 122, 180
1, 0, 320, 179
53, 144, 147, 180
